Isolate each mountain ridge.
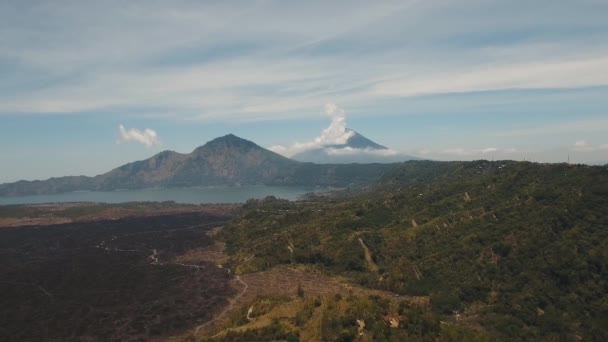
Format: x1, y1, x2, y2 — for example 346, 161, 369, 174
0, 134, 394, 197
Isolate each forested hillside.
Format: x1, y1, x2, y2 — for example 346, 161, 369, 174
221, 161, 608, 340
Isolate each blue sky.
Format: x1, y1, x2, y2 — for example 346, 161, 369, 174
1, 0, 608, 182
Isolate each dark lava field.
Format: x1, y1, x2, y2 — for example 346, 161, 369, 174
0, 211, 233, 341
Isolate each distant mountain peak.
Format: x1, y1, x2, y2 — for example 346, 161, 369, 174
291, 128, 417, 164
209, 133, 248, 144
0, 132, 397, 196
200, 134, 259, 150
219, 133, 240, 140
322, 128, 387, 150
341, 129, 388, 150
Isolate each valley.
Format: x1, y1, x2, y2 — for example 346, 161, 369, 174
1, 160, 607, 341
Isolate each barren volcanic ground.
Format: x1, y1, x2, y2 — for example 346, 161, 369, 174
0, 206, 235, 341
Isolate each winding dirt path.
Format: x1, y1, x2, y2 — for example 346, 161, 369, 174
194, 275, 249, 335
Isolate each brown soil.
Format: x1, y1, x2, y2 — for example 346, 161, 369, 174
186, 264, 430, 338
358, 237, 379, 273
174, 242, 229, 266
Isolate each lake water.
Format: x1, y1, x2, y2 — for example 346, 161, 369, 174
0, 185, 324, 205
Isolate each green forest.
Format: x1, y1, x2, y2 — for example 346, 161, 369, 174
220, 160, 608, 340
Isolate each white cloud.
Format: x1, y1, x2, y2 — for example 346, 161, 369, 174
319, 103, 354, 145
495, 118, 608, 137
371, 57, 608, 98
1, 1, 607, 119
442, 147, 515, 157
571, 140, 608, 152
116, 124, 160, 147
269, 103, 354, 156
480, 147, 499, 154
325, 147, 399, 156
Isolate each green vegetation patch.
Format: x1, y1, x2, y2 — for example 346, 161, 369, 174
221, 161, 608, 340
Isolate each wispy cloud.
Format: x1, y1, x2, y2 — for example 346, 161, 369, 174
371, 57, 608, 98
494, 118, 608, 137
116, 125, 160, 147
3, 0, 608, 182
1, 1, 607, 120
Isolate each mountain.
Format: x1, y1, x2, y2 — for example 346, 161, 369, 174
327, 128, 388, 150
95, 134, 298, 190
0, 134, 394, 197
292, 128, 418, 164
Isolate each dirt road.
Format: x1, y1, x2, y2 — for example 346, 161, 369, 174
358, 238, 379, 272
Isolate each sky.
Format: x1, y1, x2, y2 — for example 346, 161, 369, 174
1, 0, 608, 183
